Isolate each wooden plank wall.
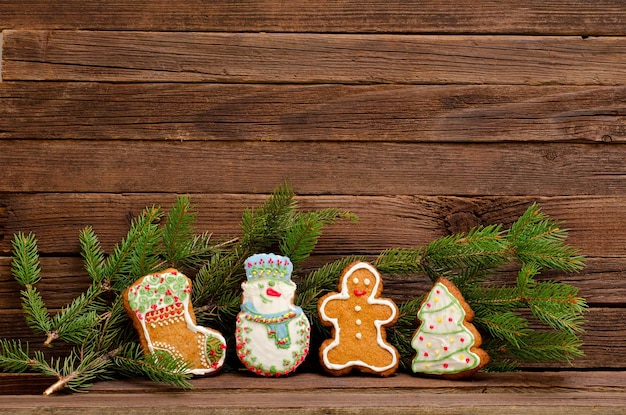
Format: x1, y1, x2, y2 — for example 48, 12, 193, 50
1, 1, 625, 372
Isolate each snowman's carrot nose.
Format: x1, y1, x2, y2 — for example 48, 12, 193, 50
266, 287, 282, 297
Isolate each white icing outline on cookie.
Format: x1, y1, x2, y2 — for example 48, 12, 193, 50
319, 262, 398, 373
127, 270, 227, 376
410, 280, 482, 375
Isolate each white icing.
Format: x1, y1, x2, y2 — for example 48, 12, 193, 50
236, 258, 310, 376
127, 270, 226, 376
411, 281, 482, 375
319, 262, 398, 373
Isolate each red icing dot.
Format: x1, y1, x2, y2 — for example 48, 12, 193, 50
426, 303, 432, 308
443, 363, 449, 369
448, 317, 453, 322
419, 336, 424, 341
460, 338, 465, 343
443, 346, 448, 351
466, 358, 471, 364
429, 325, 435, 329
436, 290, 441, 294
424, 352, 429, 357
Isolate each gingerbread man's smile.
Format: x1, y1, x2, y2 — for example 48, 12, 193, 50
353, 289, 367, 297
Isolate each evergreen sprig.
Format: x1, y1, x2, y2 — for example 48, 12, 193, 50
385, 203, 586, 369
2, 199, 230, 394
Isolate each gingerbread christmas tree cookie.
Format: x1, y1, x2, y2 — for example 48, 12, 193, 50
235, 253, 311, 377
123, 268, 227, 375
411, 277, 489, 378
318, 261, 399, 377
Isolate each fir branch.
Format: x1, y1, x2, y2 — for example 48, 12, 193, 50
48, 284, 106, 345
280, 209, 357, 265
503, 331, 584, 364
112, 344, 192, 389
0, 339, 34, 373
420, 224, 509, 280
374, 248, 426, 276
41, 349, 116, 395
80, 226, 106, 284
106, 206, 164, 291
506, 203, 585, 273
11, 232, 42, 287
239, 182, 298, 252
19, 287, 53, 337
474, 312, 531, 349
161, 195, 223, 269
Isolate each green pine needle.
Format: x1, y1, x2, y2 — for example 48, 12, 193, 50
80, 227, 106, 284
0, 339, 33, 373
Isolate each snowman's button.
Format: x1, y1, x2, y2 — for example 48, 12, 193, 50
356, 319, 362, 325
354, 305, 362, 312
355, 333, 362, 340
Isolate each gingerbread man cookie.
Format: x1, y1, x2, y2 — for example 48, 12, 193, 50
235, 253, 311, 377
318, 261, 399, 377
411, 277, 489, 379
124, 268, 227, 375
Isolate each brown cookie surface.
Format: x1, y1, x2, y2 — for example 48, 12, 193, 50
318, 261, 399, 377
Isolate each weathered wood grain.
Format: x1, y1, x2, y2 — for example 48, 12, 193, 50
4, 31, 626, 85
0, 193, 623, 259
1, 1, 625, 34
0, 140, 625, 196
2, 371, 626, 397
2, 372, 626, 414
1, 83, 624, 142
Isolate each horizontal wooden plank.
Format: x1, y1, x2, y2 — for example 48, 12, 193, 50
0, 192, 624, 261
0, 141, 625, 196
1, 83, 624, 142
2, 371, 626, 396
2, 373, 626, 413
4, 31, 626, 85
1, 1, 625, 34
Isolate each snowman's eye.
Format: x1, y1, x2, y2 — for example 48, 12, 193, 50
364, 278, 371, 286
353, 277, 359, 284
268, 280, 275, 287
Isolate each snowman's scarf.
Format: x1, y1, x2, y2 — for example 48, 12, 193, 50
240, 302, 302, 348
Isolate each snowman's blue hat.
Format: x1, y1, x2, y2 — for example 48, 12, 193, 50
245, 253, 293, 281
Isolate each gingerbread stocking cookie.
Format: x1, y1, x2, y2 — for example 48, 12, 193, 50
411, 277, 489, 379
235, 253, 311, 377
124, 268, 227, 375
318, 261, 399, 377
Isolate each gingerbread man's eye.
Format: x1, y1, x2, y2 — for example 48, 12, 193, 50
364, 278, 371, 286
353, 277, 359, 284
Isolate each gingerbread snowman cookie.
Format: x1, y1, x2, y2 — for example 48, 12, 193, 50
411, 277, 489, 378
318, 261, 399, 377
124, 268, 227, 375
235, 253, 311, 376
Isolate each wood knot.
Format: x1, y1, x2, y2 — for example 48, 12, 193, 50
445, 212, 482, 234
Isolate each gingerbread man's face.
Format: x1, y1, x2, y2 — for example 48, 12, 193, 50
242, 278, 296, 314
345, 272, 378, 299
341, 267, 380, 300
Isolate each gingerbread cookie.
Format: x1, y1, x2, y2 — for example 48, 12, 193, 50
124, 268, 227, 375
411, 277, 489, 379
318, 261, 399, 377
235, 253, 311, 376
